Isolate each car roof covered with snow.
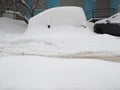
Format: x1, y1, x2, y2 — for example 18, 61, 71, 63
29, 6, 86, 26
27, 6, 89, 33
96, 12, 120, 24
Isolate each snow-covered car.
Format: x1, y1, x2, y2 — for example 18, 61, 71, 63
1, 7, 120, 90
27, 6, 93, 36
94, 13, 120, 36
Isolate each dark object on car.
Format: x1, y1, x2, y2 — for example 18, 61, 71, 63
94, 13, 120, 36
48, 25, 50, 29
94, 23, 120, 36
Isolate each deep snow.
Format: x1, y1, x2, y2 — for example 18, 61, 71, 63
28, 6, 86, 28
0, 56, 120, 90
0, 7, 120, 57
0, 17, 27, 33
0, 6, 120, 90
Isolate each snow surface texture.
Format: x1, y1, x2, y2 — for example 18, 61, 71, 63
0, 56, 120, 90
0, 6, 120, 90
28, 6, 87, 32
96, 12, 120, 24
1, 29, 120, 58
0, 17, 27, 33
0, 7, 120, 58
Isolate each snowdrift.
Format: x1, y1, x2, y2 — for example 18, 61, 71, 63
0, 17, 27, 33
27, 6, 88, 33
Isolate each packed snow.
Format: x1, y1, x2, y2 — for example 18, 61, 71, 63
0, 56, 120, 90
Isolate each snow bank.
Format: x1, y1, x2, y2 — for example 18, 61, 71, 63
0, 17, 27, 33
1, 32, 120, 57
27, 6, 87, 33
0, 56, 120, 90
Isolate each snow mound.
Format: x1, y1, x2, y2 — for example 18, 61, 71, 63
27, 6, 87, 33
0, 17, 27, 33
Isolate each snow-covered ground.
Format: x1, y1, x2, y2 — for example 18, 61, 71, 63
1, 28, 120, 58
0, 7, 120, 58
0, 6, 120, 90
0, 56, 120, 90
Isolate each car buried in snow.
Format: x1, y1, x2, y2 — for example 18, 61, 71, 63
27, 6, 93, 35
94, 13, 120, 36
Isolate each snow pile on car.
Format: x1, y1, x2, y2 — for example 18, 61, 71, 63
1, 7, 120, 57
96, 12, 120, 24
27, 6, 88, 34
108, 12, 120, 23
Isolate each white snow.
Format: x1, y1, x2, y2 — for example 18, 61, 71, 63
28, 6, 86, 28
2, 29, 120, 57
96, 12, 120, 24
0, 6, 120, 90
108, 12, 120, 23
0, 17, 27, 33
0, 7, 120, 57
27, 6, 88, 35
0, 56, 120, 90
95, 18, 108, 24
